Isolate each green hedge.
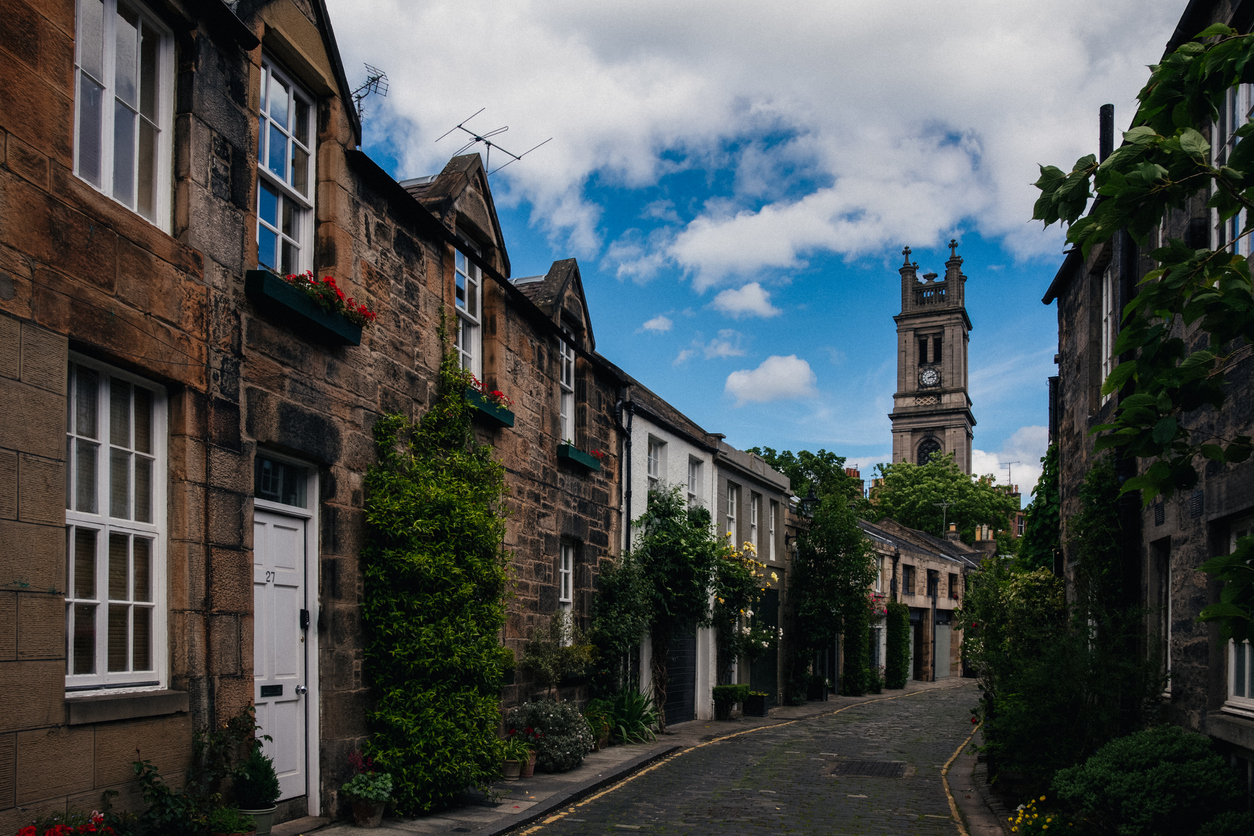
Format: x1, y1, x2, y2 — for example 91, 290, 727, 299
884, 602, 910, 689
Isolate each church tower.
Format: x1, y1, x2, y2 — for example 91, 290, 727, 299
889, 240, 975, 474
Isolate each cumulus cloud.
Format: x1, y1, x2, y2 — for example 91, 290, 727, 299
971, 425, 1050, 497
711, 283, 782, 319
639, 315, 673, 333
725, 355, 818, 405
327, 0, 1181, 281
673, 329, 747, 364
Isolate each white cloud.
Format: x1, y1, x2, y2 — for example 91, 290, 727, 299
711, 282, 782, 319
673, 329, 747, 364
639, 315, 673, 333
971, 425, 1050, 497
327, 0, 1180, 282
725, 355, 818, 405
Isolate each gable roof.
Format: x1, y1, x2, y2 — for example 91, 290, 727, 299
402, 154, 511, 277
510, 258, 595, 350
869, 518, 983, 569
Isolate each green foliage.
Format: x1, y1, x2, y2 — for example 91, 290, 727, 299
1071, 457, 1129, 614
500, 737, 532, 762
884, 602, 910, 689
793, 495, 876, 656
360, 349, 511, 813
131, 757, 208, 835
1017, 444, 1061, 572
711, 537, 774, 674
231, 745, 279, 809
204, 807, 254, 835
745, 447, 863, 504
505, 700, 594, 772
588, 549, 651, 693
839, 591, 871, 696
712, 684, 750, 706
1198, 535, 1254, 643
341, 771, 394, 804
1033, 25, 1254, 506
520, 611, 594, 697
1052, 725, 1245, 836
605, 689, 660, 743
872, 454, 1019, 543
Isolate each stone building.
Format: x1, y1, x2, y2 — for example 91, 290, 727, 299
0, 0, 624, 824
889, 242, 975, 474
1042, 0, 1254, 791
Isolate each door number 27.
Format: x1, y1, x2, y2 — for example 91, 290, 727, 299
264, 571, 276, 583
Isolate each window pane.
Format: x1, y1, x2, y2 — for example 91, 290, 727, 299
76, 367, 99, 438
133, 537, 151, 602
268, 123, 286, 178
134, 456, 152, 523
73, 528, 98, 599
281, 240, 296, 276
1238, 644, 1247, 698
281, 197, 296, 237
111, 379, 131, 446
73, 603, 97, 674
258, 226, 278, 271
114, 4, 139, 107
112, 100, 137, 207
108, 532, 129, 599
269, 75, 289, 129
76, 439, 98, 513
133, 387, 152, 453
259, 180, 278, 225
107, 603, 128, 671
292, 146, 308, 196
133, 606, 151, 670
138, 22, 158, 120
137, 118, 156, 220
77, 76, 105, 187
294, 96, 309, 145
110, 448, 130, 518
79, 0, 105, 81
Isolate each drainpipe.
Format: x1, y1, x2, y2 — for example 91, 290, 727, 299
891, 547, 900, 603
615, 396, 634, 548
930, 574, 938, 682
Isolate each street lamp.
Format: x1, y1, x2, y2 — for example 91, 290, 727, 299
800, 486, 820, 518
933, 501, 952, 536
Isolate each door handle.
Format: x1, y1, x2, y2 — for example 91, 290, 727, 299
295, 684, 308, 695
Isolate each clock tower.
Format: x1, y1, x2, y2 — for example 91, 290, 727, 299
889, 240, 975, 474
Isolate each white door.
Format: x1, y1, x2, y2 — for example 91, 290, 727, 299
254, 508, 307, 801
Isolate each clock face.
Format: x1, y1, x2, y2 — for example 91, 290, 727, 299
920, 367, 941, 387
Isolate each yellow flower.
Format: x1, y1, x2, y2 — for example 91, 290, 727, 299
1040, 796, 1046, 802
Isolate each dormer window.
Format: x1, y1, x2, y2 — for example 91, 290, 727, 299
455, 248, 482, 376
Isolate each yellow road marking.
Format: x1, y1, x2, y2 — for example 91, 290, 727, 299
941, 721, 981, 836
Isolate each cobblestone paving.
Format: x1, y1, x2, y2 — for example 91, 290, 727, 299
514, 681, 978, 836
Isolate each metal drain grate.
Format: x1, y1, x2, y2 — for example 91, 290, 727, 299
827, 759, 907, 778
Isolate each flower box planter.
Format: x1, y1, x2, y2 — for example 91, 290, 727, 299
743, 692, 769, 717
244, 270, 362, 346
465, 387, 515, 428
557, 444, 601, 471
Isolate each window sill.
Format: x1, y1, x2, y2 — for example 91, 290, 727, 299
65, 689, 189, 726
557, 444, 602, 472
465, 387, 514, 428
244, 269, 363, 346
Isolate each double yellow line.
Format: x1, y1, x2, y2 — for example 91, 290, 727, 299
518, 683, 976, 836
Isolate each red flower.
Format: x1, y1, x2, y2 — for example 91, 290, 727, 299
971, 716, 978, 724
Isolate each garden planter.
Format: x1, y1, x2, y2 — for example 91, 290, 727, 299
520, 751, 537, 778
557, 444, 601, 471
244, 270, 363, 346
743, 693, 769, 717
714, 701, 734, 721
807, 681, 829, 702
351, 799, 386, 828
503, 759, 522, 781
465, 387, 515, 428
598, 730, 610, 750
238, 806, 276, 836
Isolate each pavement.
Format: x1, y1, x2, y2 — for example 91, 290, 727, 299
274, 678, 1010, 836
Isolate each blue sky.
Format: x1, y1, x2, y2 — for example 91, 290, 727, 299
324, 0, 1190, 495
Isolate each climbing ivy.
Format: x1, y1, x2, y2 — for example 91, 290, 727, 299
1018, 444, 1061, 573
884, 601, 911, 689
360, 350, 511, 814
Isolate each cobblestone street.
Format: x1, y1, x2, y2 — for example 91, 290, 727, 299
509, 680, 979, 836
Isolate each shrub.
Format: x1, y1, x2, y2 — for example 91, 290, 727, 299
712, 684, 749, 706
840, 596, 871, 696
1051, 725, 1245, 836
606, 689, 659, 743
505, 700, 593, 772
884, 601, 910, 689
232, 745, 279, 809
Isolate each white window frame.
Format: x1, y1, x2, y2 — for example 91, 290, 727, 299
768, 500, 777, 561
74, 0, 174, 228
726, 482, 739, 539
1214, 84, 1253, 256
455, 248, 482, 377
750, 493, 759, 553
558, 543, 574, 645
1100, 265, 1118, 404
257, 55, 316, 275
1227, 515, 1254, 714
65, 356, 167, 692
647, 437, 664, 489
687, 458, 702, 508
558, 333, 575, 443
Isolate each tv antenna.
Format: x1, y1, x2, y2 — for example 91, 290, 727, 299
435, 108, 552, 176
352, 64, 389, 121
1001, 461, 1021, 489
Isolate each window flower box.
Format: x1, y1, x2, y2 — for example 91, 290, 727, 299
465, 387, 515, 428
557, 444, 601, 472
244, 269, 363, 346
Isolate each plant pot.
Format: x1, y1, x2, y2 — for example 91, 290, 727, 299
743, 693, 769, 717
502, 758, 522, 781
557, 444, 601, 471
351, 799, 386, 828
714, 701, 733, 721
598, 731, 610, 750
807, 681, 829, 701
238, 806, 276, 836
244, 269, 363, 346
519, 751, 537, 778
465, 387, 515, 428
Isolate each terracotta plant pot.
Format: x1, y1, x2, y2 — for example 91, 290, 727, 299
519, 750, 537, 778
503, 758, 522, 781
351, 799, 386, 828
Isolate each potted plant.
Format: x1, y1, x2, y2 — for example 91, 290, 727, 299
583, 700, 612, 750
501, 736, 531, 781
713, 684, 749, 721
232, 745, 280, 836
207, 806, 256, 836
743, 690, 770, 717
342, 751, 392, 828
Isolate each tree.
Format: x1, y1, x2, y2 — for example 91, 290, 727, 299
747, 447, 863, 504
1017, 444, 1061, 572
870, 454, 1018, 544
1032, 24, 1254, 642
